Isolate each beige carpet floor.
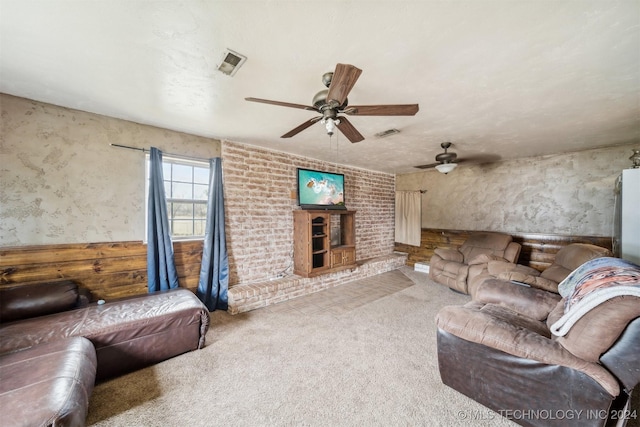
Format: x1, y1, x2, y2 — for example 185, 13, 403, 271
86, 267, 637, 427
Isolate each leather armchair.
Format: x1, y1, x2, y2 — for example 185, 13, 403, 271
429, 232, 521, 294
436, 257, 640, 427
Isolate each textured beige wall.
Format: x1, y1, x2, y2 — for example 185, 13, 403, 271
0, 94, 221, 246
396, 144, 638, 236
3, 93, 635, 247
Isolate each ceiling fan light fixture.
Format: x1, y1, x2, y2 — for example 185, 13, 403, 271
435, 163, 457, 174
322, 118, 340, 136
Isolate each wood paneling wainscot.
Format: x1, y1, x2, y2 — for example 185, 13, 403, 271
0, 240, 203, 301
395, 228, 612, 272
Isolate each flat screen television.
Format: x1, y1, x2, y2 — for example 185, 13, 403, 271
297, 168, 346, 210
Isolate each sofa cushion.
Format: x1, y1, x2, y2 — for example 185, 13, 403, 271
484, 260, 561, 293
433, 247, 463, 263
437, 301, 552, 340
487, 261, 540, 277
0, 337, 97, 427
459, 232, 514, 264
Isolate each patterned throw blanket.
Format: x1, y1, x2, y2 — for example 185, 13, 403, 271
550, 257, 640, 337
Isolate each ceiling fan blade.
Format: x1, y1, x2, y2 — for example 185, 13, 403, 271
415, 154, 502, 169
326, 64, 362, 107
344, 104, 419, 116
414, 162, 440, 169
336, 116, 364, 143
281, 117, 322, 138
245, 97, 317, 111
459, 154, 502, 164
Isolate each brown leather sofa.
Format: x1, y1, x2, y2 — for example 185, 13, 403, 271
435, 251, 640, 427
511, 243, 610, 292
0, 337, 97, 427
0, 280, 210, 426
429, 232, 521, 294
470, 243, 612, 308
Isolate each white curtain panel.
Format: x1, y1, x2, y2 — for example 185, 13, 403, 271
395, 191, 422, 247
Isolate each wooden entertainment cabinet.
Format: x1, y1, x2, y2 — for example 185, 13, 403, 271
293, 210, 356, 278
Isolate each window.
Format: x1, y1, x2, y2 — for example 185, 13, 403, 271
146, 156, 209, 240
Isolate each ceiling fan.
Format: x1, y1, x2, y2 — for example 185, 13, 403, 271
245, 63, 419, 143
415, 142, 501, 174
414, 142, 464, 174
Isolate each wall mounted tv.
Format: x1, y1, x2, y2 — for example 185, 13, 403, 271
297, 168, 346, 210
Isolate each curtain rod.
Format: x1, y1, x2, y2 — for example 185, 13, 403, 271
110, 143, 211, 162
397, 189, 428, 193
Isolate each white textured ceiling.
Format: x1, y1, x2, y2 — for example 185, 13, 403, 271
1, 0, 639, 174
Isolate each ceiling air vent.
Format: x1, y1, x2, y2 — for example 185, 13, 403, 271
217, 49, 247, 76
374, 128, 400, 138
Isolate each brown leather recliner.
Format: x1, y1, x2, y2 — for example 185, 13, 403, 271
436, 257, 640, 427
470, 243, 612, 306
429, 232, 521, 294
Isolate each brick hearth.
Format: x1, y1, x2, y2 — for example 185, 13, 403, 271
227, 253, 408, 314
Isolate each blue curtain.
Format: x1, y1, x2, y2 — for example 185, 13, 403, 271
147, 147, 179, 292
197, 157, 229, 311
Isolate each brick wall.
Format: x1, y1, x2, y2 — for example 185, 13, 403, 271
222, 141, 396, 288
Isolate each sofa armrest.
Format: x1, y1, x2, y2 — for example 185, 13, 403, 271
493, 272, 559, 293
504, 241, 521, 263
0, 281, 81, 323
436, 303, 619, 396
76, 287, 92, 307
433, 247, 463, 263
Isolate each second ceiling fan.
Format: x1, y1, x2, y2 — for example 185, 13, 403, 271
415, 142, 460, 174
245, 63, 419, 143
415, 142, 502, 173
